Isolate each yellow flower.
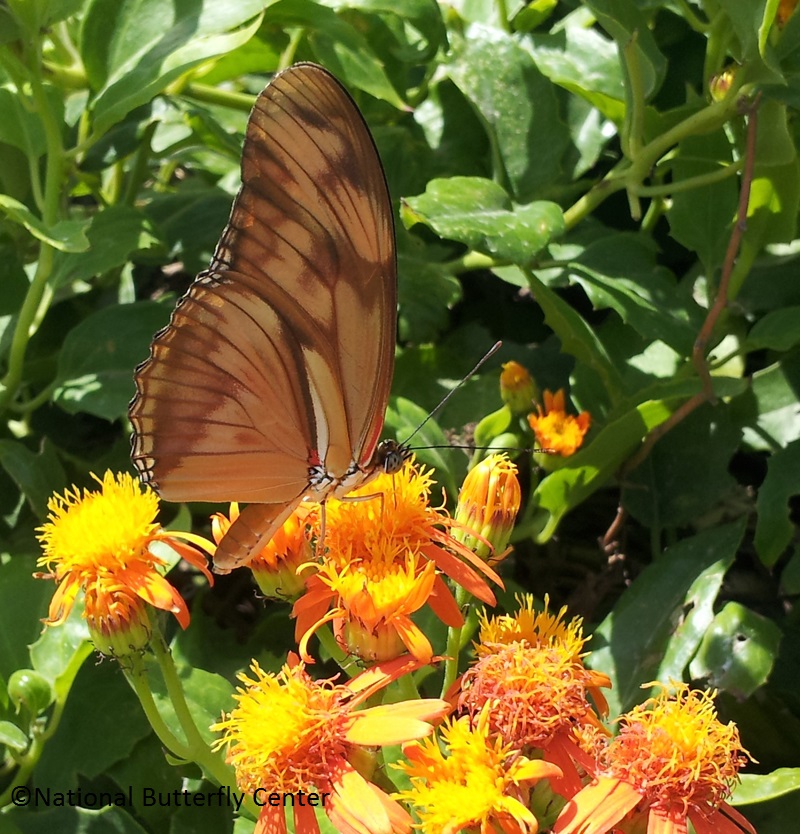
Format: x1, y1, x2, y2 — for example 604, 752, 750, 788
459, 596, 611, 797
554, 683, 756, 834
36, 471, 214, 647
395, 707, 562, 834
213, 656, 449, 834
500, 361, 537, 415
294, 462, 502, 663
212, 502, 312, 600
527, 389, 590, 457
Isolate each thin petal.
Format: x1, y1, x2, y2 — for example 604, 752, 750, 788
327, 767, 408, 834
346, 699, 449, 745
420, 543, 496, 605
45, 575, 80, 625
347, 656, 428, 700
689, 804, 758, 834
155, 534, 214, 581
544, 736, 587, 799
554, 777, 642, 834
293, 802, 321, 834
427, 575, 464, 628
120, 568, 189, 627
511, 758, 563, 782
393, 615, 434, 663
255, 805, 288, 834
648, 807, 686, 834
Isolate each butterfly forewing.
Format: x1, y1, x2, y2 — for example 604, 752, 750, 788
129, 63, 396, 569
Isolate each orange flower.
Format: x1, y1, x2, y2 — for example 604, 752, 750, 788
294, 462, 501, 663
395, 707, 562, 834
528, 389, 590, 456
453, 453, 521, 564
554, 683, 756, 834
212, 655, 449, 834
459, 596, 611, 797
212, 502, 313, 600
36, 471, 214, 652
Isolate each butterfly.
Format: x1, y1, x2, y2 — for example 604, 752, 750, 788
129, 63, 407, 572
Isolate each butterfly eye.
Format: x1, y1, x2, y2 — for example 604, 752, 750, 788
129, 63, 400, 572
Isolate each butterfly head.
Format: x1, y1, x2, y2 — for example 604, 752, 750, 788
372, 439, 411, 476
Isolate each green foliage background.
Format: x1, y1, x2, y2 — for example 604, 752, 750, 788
0, 0, 799, 831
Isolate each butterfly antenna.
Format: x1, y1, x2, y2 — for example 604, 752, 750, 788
402, 341, 503, 446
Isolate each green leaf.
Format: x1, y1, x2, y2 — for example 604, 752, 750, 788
657, 557, 735, 684
667, 131, 739, 275
622, 403, 741, 528
397, 230, 462, 344
590, 520, 746, 716
338, 0, 447, 62
689, 601, 783, 698
563, 233, 702, 355
80, 0, 265, 134
53, 301, 172, 421
739, 354, 800, 451
528, 26, 625, 123
0, 85, 64, 158
525, 268, 623, 406
0, 558, 53, 681
151, 662, 234, 747
0, 439, 67, 519
35, 658, 149, 789
50, 206, 161, 289
584, 0, 667, 99
745, 307, 800, 351
0, 720, 28, 751
0, 196, 90, 252
447, 24, 570, 201
264, 0, 405, 108
402, 177, 564, 266
734, 769, 800, 804
754, 438, 800, 566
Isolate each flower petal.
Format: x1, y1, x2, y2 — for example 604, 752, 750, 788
393, 614, 434, 663
255, 804, 289, 834
327, 766, 410, 834
427, 575, 464, 628
554, 777, 642, 834
346, 699, 449, 746
45, 574, 81, 625
421, 543, 496, 605
689, 804, 757, 834
648, 807, 686, 834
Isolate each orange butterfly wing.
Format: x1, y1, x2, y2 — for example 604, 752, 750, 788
129, 63, 396, 570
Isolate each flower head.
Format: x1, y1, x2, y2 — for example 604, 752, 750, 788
395, 707, 562, 834
554, 683, 756, 834
501, 361, 537, 415
453, 454, 521, 564
36, 471, 214, 650
527, 389, 590, 457
459, 597, 612, 797
212, 502, 312, 600
213, 656, 449, 834
294, 462, 501, 663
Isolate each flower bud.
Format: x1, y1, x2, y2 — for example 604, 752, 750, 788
500, 361, 537, 415
454, 454, 521, 563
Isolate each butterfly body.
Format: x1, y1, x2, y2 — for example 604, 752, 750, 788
129, 63, 401, 572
